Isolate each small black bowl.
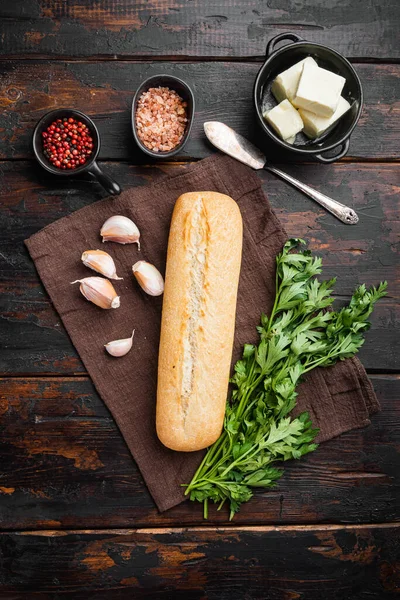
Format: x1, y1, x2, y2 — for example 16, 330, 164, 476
132, 74, 195, 158
254, 33, 363, 163
32, 108, 121, 195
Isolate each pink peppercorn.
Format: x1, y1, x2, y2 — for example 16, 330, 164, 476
42, 116, 94, 170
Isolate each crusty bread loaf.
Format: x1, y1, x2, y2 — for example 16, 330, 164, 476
156, 191, 243, 452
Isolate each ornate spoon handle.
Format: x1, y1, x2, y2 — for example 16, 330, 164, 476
265, 164, 359, 225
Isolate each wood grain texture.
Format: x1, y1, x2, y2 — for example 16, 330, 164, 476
1, 524, 399, 598
0, 2, 398, 595
0, 161, 398, 375
0, 0, 399, 60
0, 375, 398, 529
0, 61, 399, 161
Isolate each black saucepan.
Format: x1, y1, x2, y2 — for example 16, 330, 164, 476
32, 108, 121, 195
254, 33, 363, 163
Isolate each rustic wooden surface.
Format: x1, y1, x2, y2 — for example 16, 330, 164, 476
0, 0, 399, 60
0, 62, 399, 161
1, 525, 399, 599
0, 0, 399, 598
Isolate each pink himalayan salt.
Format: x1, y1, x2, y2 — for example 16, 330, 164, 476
136, 86, 188, 152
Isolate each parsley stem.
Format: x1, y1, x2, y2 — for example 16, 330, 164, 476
265, 266, 281, 335
203, 498, 208, 519
185, 442, 221, 494
236, 378, 259, 420
197, 380, 271, 487
217, 498, 226, 511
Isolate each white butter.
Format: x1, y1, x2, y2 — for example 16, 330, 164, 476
292, 62, 346, 118
264, 99, 304, 141
271, 56, 317, 103
299, 96, 351, 138
285, 135, 296, 144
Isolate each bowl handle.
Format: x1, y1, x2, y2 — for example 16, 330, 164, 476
314, 139, 350, 164
87, 161, 122, 195
266, 33, 304, 57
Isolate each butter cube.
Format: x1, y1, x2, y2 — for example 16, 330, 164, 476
292, 62, 346, 118
299, 96, 351, 139
285, 135, 296, 144
264, 100, 304, 141
271, 56, 317, 103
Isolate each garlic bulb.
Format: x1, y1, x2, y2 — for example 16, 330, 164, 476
132, 261, 164, 296
71, 277, 120, 309
105, 329, 135, 357
81, 250, 123, 280
100, 215, 141, 248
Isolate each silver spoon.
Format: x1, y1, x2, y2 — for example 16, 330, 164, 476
204, 121, 359, 225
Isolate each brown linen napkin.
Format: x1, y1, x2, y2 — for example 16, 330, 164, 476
25, 154, 379, 512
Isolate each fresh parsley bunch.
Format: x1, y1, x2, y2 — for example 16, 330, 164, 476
184, 239, 387, 519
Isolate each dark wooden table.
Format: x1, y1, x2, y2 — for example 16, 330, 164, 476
0, 2, 399, 598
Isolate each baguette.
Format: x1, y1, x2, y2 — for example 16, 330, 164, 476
156, 191, 243, 452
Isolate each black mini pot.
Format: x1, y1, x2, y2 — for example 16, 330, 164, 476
32, 108, 121, 195
132, 74, 195, 159
254, 33, 363, 163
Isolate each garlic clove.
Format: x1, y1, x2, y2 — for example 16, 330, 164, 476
81, 250, 123, 280
105, 329, 135, 357
101, 215, 141, 248
132, 260, 164, 296
71, 277, 120, 309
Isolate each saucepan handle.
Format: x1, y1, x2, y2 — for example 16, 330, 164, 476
87, 161, 122, 195
314, 139, 350, 164
266, 33, 304, 57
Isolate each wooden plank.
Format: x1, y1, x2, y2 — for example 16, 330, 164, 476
0, 524, 399, 598
0, 0, 399, 60
0, 375, 398, 529
0, 161, 398, 375
0, 61, 399, 160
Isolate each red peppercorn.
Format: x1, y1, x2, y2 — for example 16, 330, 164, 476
41, 116, 94, 170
